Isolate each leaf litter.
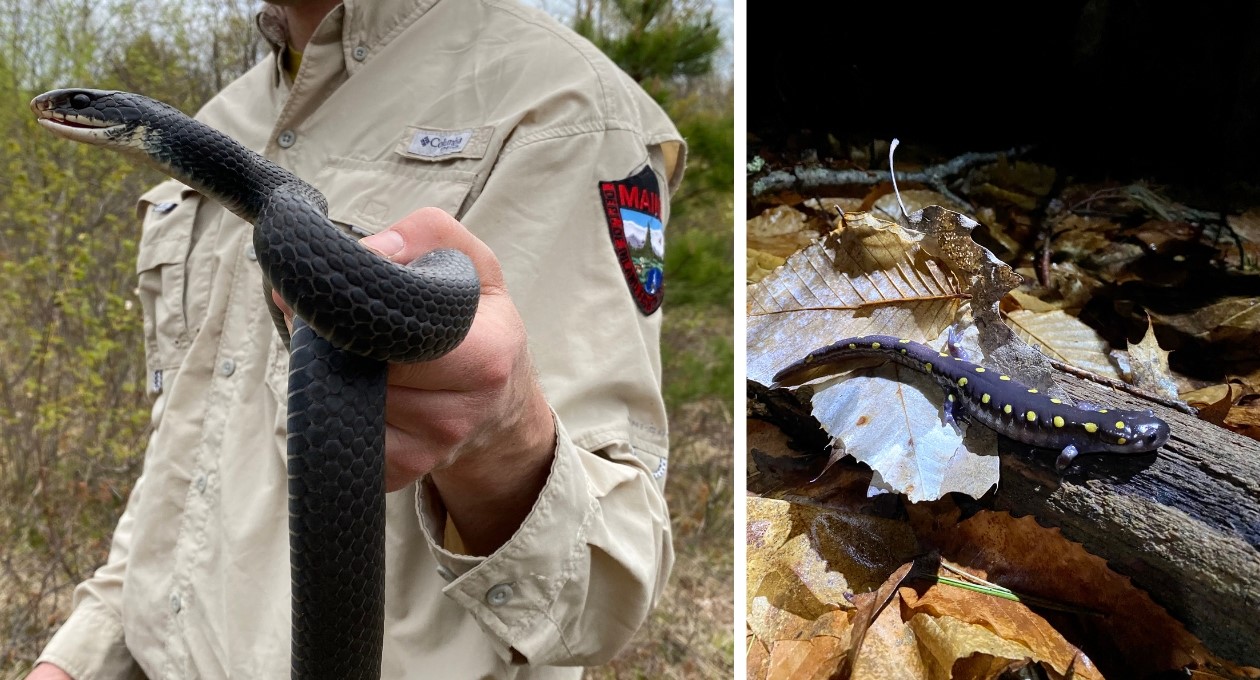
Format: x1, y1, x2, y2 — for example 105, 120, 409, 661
746, 142, 1260, 679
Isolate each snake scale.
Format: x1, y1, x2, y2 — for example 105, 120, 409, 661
31, 88, 481, 678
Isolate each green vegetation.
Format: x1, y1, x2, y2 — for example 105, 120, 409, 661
576, 2, 734, 678
0, 0, 733, 676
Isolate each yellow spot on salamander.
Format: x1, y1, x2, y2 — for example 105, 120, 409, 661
939, 351, 948, 357
1003, 404, 1012, 414
1099, 409, 1109, 414
999, 375, 1011, 381
924, 362, 933, 373
975, 367, 985, 373
872, 342, 881, 349
804, 355, 814, 364
900, 348, 907, 354
981, 393, 991, 404
1026, 411, 1037, 422
947, 393, 955, 402
1027, 388, 1039, 394
1117, 437, 1127, 445
953, 357, 962, 361
1053, 415, 1065, 428
1050, 398, 1062, 404
1084, 422, 1098, 433
900, 338, 911, 344
848, 343, 856, 349
957, 377, 968, 387
1115, 421, 1126, 430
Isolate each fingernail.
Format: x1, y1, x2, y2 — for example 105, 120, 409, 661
367, 229, 405, 258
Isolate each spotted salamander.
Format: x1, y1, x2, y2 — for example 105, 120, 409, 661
773, 335, 1171, 468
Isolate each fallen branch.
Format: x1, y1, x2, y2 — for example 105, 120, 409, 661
750, 146, 1032, 209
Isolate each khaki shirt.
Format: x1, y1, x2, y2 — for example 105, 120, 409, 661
37, 0, 683, 677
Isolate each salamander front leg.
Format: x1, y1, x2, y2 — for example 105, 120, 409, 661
1055, 444, 1080, 471
943, 393, 966, 435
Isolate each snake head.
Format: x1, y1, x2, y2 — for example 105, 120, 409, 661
30, 88, 153, 150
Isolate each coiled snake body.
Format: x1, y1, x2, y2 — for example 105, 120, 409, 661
31, 89, 481, 678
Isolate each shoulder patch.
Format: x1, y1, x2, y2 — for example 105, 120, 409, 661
599, 166, 664, 315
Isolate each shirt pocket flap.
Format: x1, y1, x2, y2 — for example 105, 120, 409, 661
135, 179, 200, 273
310, 157, 476, 234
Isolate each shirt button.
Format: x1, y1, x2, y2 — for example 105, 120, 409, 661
436, 565, 456, 582
170, 593, 182, 613
277, 130, 296, 148
485, 583, 513, 607
352, 45, 368, 61
219, 359, 236, 377
195, 475, 207, 493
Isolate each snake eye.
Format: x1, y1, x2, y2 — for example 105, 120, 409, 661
71, 93, 90, 109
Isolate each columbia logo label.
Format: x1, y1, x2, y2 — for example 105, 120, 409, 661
407, 128, 473, 158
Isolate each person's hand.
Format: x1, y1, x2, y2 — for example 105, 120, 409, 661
25, 663, 73, 680
273, 207, 556, 554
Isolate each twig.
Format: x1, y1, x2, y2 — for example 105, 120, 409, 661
750, 146, 1032, 211
1048, 359, 1197, 415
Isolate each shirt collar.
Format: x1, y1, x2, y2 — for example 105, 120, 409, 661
257, 0, 441, 59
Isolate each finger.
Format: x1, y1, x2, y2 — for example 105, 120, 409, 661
270, 288, 294, 334
359, 207, 507, 293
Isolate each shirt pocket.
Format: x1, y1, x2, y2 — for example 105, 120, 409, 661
310, 156, 477, 233
135, 179, 201, 389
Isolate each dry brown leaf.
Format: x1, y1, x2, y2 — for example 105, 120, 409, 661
746, 496, 920, 613
922, 511, 1249, 678
1181, 383, 1243, 425
749, 247, 787, 283
899, 576, 1102, 679
1005, 309, 1124, 381
869, 189, 968, 223
747, 418, 875, 504
908, 613, 1047, 680
1224, 209, 1260, 268
748, 635, 771, 679
1123, 321, 1180, 401
849, 590, 930, 680
746, 211, 963, 386
766, 635, 849, 680
748, 204, 825, 258
1150, 296, 1260, 346
1224, 395, 1260, 442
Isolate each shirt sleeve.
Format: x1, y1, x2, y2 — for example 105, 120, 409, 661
413, 126, 682, 666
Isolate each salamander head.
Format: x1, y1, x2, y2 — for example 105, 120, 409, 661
1093, 408, 1170, 454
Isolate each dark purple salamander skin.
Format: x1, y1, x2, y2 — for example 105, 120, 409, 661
773, 335, 1170, 467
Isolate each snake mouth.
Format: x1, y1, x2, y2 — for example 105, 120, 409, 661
30, 90, 130, 144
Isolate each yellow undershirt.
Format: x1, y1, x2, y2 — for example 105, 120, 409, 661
284, 47, 303, 81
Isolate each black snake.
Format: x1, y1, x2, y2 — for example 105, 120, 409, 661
31, 88, 481, 678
